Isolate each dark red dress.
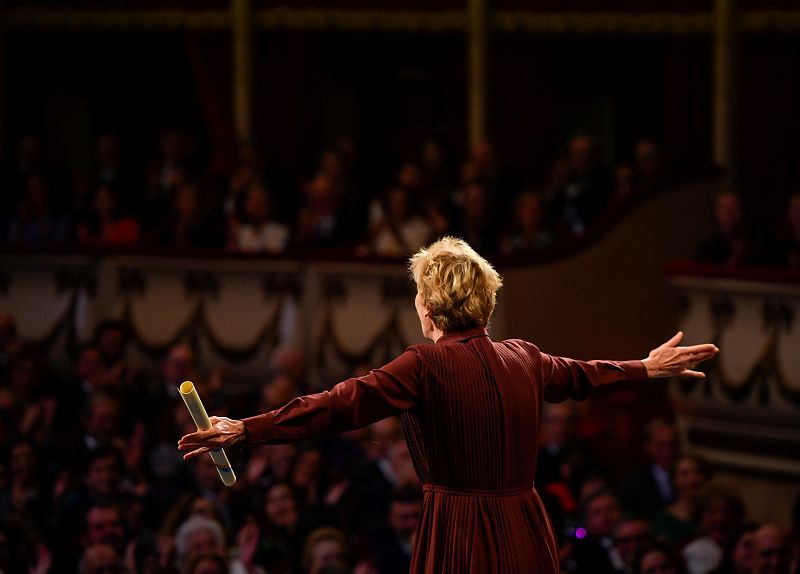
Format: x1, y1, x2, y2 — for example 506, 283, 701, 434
243, 327, 647, 573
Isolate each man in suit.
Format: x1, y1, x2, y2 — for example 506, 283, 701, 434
570, 489, 624, 574
618, 419, 678, 519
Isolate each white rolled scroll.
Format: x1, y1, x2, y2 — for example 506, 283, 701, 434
179, 381, 237, 486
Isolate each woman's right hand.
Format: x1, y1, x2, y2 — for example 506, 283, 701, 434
177, 416, 246, 460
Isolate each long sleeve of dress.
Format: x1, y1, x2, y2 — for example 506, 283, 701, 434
242, 347, 421, 445
540, 352, 648, 403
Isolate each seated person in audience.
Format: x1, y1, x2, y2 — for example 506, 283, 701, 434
682, 486, 746, 574
634, 542, 689, 574
0, 517, 53, 574
156, 182, 224, 249
77, 185, 140, 247
7, 174, 71, 245
0, 439, 52, 534
654, 454, 711, 545
614, 164, 638, 201
302, 528, 350, 574
362, 186, 431, 257
223, 142, 265, 222
295, 174, 347, 247
143, 129, 191, 224
710, 522, 758, 574
751, 524, 791, 574
614, 516, 655, 574
569, 489, 623, 574
500, 190, 555, 255
230, 182, 290, 253
83, 505, 128, 556
79, 542, 122, 574
452, 182, 498, 254
548, 134, 613, 237
184, 552, 231, 574
5, 343, 59, 445
51, 502, 128, 572
369, 487, 420, 574
619, 419, 679, 519
535, 402, 592, 508
252, 480, 313, 573
769, 193, 800, 269
694, 191, 762, 266
632, 139, 665, 193
174, 515, 254, 574
418, 140, 451, 203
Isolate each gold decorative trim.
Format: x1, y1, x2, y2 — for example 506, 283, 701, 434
4, 9, 229, 31
3, 9, 800, 34
493, 12, 712, 35
743, 10, 800, 33
253, 8, 465, 32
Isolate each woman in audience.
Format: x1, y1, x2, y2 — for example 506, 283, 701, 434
654, 454, 712, 545
230, 183, 289, 253
77, 185, 140, 247
634, 542, 689, 574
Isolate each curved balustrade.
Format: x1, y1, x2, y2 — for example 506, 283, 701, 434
668, 262, 800, 523
0, 253, 434, 390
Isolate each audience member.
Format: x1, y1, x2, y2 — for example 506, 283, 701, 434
231, 182, 290, 253
548, 134, 613, 237
144, 129, 191, 226
711, 522, 759, 574
157, 182, 225, 249
570, 489, 623, 574
364, 186, 431, 257
771, 193, 800, 268
452, 182, 497, 254
295, 174, 347, 247
752, 524, 791, 574
619, 419, 679, 519
79, 542, 122, 574
634, 542, 689, 574
77, 185, 140, 247
7, 174, 71, 245
654, 454, 711, 545
500, 190, 555, 255
614, 517, 655, 573
695, 191, 762, 266
369, 487, 420, 574
302, 527, 349, 574
683, 486, 746, 574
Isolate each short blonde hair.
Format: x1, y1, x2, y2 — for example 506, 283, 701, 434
409, 237, 502, 332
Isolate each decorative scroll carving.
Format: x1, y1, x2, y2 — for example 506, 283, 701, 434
262, 274, 302, 300
184, 272, 220, 299
117, 268, 147, 298
120, 288, 284, 362
54, 266, 96, 297
676, 294, 799, 408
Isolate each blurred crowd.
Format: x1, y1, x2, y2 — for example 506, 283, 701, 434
694, 190, 800, 268
2, 131, 678, 259
0, 312, 798, 574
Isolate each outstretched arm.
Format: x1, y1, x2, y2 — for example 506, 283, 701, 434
178, 348, 421, 460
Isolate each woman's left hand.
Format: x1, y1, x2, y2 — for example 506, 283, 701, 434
642, 331, 719, 378
177, 416, 247, 460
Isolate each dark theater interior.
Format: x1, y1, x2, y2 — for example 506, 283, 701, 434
0, 1, 799, 573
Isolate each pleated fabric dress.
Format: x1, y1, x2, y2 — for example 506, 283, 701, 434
243, 326, 647, 573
